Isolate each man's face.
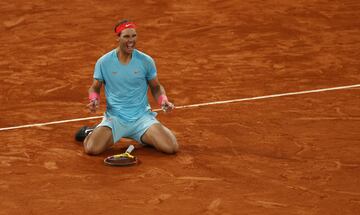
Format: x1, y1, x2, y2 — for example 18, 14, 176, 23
118, 28, 137, 55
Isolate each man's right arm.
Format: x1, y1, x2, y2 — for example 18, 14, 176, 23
87, 79, 103, 113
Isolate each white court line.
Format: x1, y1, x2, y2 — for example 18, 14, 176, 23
0, 84, 359, 132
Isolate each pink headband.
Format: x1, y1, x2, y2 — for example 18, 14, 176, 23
115, 22, 136, 35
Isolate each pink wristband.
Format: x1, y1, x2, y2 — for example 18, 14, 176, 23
157, 95, 168, 105
89, 92, 100, 101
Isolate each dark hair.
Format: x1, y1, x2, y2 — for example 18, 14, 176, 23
114, 19, 131, 35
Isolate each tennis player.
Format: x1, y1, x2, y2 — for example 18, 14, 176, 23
75, 19, 178, 155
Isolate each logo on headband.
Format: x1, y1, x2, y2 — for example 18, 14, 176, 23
115, 22, 136, 35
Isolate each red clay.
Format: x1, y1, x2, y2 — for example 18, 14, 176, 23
1, 0, 359, 214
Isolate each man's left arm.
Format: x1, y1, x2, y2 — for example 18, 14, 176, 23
148, 77, 174, 112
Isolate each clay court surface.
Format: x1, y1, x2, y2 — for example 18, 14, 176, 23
1, 0, 360, 214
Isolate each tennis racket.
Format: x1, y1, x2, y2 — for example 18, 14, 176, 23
104, 145, 137, 166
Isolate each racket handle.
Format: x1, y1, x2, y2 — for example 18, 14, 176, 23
125, 145, 135, 154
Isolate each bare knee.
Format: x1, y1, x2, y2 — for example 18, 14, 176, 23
83, 139, 103, 155
161, 134, 179, 154
141, 124, 179, 154
83, 127, 113, 155
84, 146, 101, 155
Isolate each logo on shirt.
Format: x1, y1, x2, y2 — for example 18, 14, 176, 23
112, 71, 118, 75
133, 70, 140, 74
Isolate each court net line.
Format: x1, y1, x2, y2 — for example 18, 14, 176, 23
0, 83, 359, 132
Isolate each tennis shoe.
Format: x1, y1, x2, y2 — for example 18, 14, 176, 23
75, 126, 95, 142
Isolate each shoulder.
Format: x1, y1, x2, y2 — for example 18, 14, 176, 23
134, 49, 155, 65
97, 49, 116, 64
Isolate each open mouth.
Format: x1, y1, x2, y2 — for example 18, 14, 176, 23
126, 42, 135, 51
